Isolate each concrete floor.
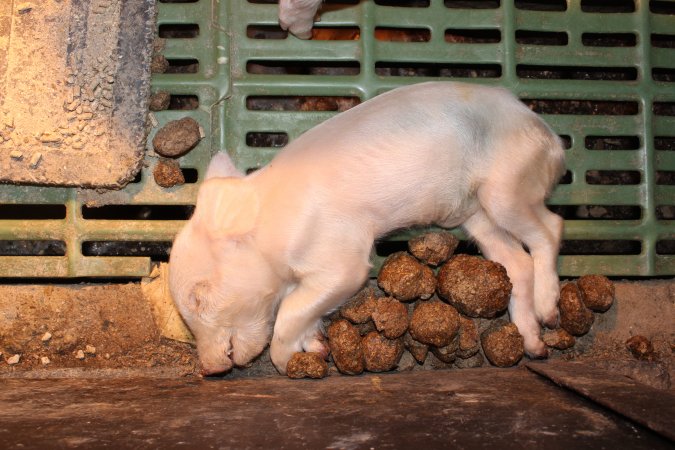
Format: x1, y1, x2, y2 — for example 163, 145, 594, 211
0, 367, 671, 449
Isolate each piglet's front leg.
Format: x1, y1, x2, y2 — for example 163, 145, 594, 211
271, 265, 370, 374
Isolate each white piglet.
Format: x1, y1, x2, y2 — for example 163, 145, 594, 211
169, 82, 566, 375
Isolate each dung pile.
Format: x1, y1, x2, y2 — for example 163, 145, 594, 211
287, 231, 616, 379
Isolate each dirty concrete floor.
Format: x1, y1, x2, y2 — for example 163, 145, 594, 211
0, 367, 672, 450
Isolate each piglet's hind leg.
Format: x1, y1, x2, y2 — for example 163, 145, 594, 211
462, 210, 547, 358
478, 184, 562, 330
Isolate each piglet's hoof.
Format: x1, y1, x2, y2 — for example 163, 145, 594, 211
524, 339, 549, 360
304, 331, 330, 360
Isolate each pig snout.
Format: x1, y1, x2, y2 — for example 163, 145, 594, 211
197, 333, 268, 376
196, 339, 235, 376
198, 353, 233, 377
200, 362, 231, 377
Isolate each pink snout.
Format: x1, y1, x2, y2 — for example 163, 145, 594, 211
198, 352, 233, 377
199, 361, 232, 377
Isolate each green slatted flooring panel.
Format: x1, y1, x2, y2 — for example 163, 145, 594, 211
0, 0, 673, 277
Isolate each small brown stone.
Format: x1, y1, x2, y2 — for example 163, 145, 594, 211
542, 328, 576, 350
362, 331, 404, 372
577, 275, 614, 312
409, 300, 460, 347
559, 283, 594, 336
481, 322, 524, 368
152, 117, 202, 158
371, 297, 409, 339
340, 287, 380, 324
377, 252, 437, 301
149, 91, 171, 111
625, 335, 655, 361
408, 231, 459, 266
286, 352, 328, 379
457, 315, 480, 359
437, 254, 512, 318
404, 332, 429, 364
327, 319, 364, 375
153, 158, 185, 188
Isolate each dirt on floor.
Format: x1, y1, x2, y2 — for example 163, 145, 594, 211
0, 279, 672, 386
0, 283, 197, 377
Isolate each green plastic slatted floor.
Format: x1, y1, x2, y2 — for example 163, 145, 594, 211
0, 0, 673, 277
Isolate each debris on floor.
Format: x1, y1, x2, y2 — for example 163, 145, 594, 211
0, 283, 197, 376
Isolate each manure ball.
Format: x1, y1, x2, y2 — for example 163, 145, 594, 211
377, 252, 436, 301
408, 231, 459, 266
481, 322, 524, 368
371, 297, 409, 339
362, 331, 404, 372
286, 352, 328, 379
327, 319, 364, 375
559, 283, 594, 336
437, 254, 511, 318
408, 300, 460, 347
577, 274, 614, 312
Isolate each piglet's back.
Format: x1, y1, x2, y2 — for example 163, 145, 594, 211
250, 82, 559, 235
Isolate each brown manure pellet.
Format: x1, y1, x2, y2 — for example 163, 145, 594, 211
408, 300, 460, 347
408, 231, 459, 266
371, 297, 409, 339
481, 322, 524, 368
542, 328, 576, 350
149, 91, 171, 111
558, 283, 594, 336
577, 274, 615, 312
625, 335, 655, 361
457, 315, 480, 359
377, 252, 436, 302
151, 54, 169, 74
362, 331, 404, 372
286, 352, 328, 379
152, 117, 201, 158
327, 319, 364, 375
431, 335, 458, 363
404, 332, 429, 364
437, 254, 511, 318
153, 158, 185, 188
340, 287, 380, 324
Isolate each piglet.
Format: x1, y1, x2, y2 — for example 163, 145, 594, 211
169, 82, 566, 375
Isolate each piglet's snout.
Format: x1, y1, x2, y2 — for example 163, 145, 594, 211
198, 342, 234, 376
199, 357, 233, 377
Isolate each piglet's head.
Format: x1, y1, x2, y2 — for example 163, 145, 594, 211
169, 153, 280, 376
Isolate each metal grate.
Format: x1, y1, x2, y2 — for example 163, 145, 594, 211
0, 0, 673, 277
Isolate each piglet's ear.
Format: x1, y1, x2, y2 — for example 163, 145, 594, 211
205, 152, 244, 180
193, 178, 259, 239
